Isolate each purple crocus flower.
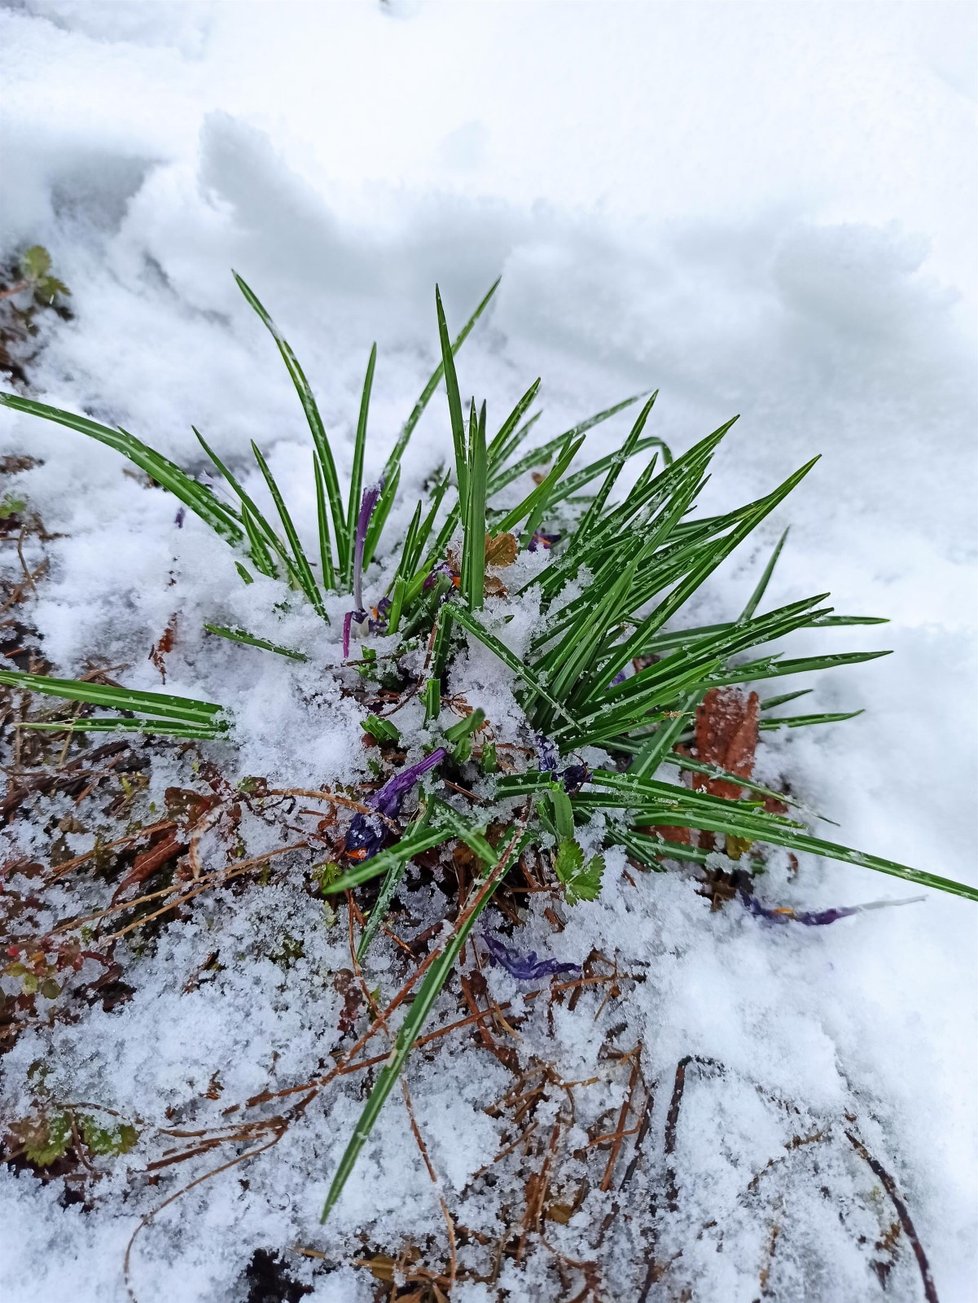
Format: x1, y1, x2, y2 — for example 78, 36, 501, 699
529, 530, 560, 552
342, 747, 448, 862
482, 931, 580, 981
535, 736, 589, 791
343, 480, 384, 657
371, 746, 447, 818
353, 480, 383, 613
422, 559, 459, 594
535, 734, 560, 773
368, 595, 393, 633
561, 762, 590, 792
740, 889, 924, 927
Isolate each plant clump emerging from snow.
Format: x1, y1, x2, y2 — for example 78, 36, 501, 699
1, 273, 975, 1221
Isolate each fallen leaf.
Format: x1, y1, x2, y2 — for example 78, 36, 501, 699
693, 687, 759, 800
485, 531, 518, 567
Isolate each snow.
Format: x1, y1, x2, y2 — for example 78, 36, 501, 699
1, 2, 976, 1301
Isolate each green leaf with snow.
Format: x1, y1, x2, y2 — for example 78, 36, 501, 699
22, 1112, 72, 1168
80, 1117, 139, 1157
554, 838, 604, 904
19, 244, 52, 280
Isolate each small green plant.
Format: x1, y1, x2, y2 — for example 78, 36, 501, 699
9, 1109, 138, 1168
20, 1111, 72, 1168
1, 245, 70, 384
0, 493, 27, 519
1, 273, 974, 1221
11, 246, 71, 306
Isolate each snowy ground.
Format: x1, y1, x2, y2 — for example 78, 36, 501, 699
0, 2, 976, 1301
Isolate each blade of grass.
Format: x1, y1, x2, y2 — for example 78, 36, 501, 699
572, 391, 658, 543
739, 527, 789, 621
629, 690, 700, 779
321, 819, 532, 1221
711, 649, 891, 686
758, 709, 864, 729
462, 400, 488, 610
435, 285, 470, 516
489, 391, 651, 495
760, 689, 813, 709
193, 426, 292, 576
0, 393, 243, 543
0, 670, 223, 725
362, 280, 500, 571
313, 455, 337, 589
240, 503, 279, 578
589, 771, 978, 900
321, 821, 455, 894
345, 343, 377, 586
356, 806, 437, 961
204, 623, 309, 661
590, 457, 821, 691
363, 467, 401, 572
250, 441, 327, 619
487, 378, 541, 466
17, 718, 224, 739
444, 605, 579, 728
383, 278, 500, 483
492, 433, 583, 535
234, 271, 347, 571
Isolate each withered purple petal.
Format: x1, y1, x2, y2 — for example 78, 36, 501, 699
342, 812, 386, 861
739, 890, 924, 927
369, 747, 447, 819
342, 748, 447, 862
561, 763, 590, 792
423, 559, 454, 592
342, 608, 367, 659
482, 931, 579, 981
535, 734, 559, 773
529, 530, 560, 552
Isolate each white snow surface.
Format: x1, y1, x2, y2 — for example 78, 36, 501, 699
0, 2, 976, 1301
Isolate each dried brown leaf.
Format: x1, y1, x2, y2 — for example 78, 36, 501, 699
148, 614, 178, 683
693, 687, 759, 801
485, 531, 518, 568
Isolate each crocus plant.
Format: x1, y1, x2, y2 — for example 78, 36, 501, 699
1, 272, 975, 1221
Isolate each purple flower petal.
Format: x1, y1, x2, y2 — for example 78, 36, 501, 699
342, 608, 367, 658
368, 595, 392, 633
529, 530, 560, 552
482, 931, 580, 981
535, 734, 560, 773
423, 559, 455, 592
740, 890, 925, 927
353, 480, 384, 612
341, 812, 387, 862
370, 746, 447, 819
341, 747, 447, 861
561, 762, 590, 792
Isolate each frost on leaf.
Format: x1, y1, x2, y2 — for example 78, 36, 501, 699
16, 1112, 72, 1168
